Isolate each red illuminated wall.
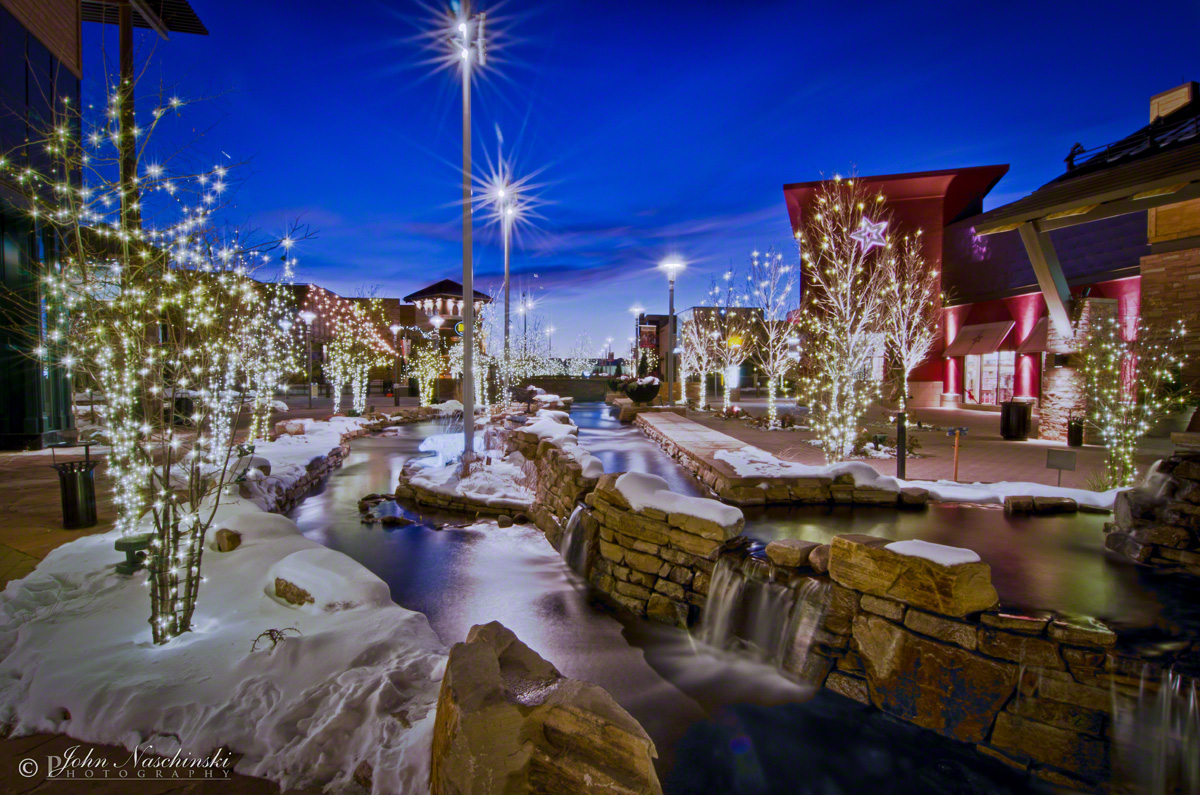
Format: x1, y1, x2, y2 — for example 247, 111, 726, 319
782, 165, 1009, 402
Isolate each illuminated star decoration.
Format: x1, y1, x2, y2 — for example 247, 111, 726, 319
850, 217, 889, 253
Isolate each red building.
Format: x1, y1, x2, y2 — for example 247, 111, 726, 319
782, 82, 1200, 441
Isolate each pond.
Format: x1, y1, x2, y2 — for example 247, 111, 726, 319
290, 403, 1173, 792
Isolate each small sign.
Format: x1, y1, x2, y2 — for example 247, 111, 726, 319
453, 320, 465, 336
1046, 448, 1077, 487
946, 427, 969, 437
1046, 449, 1077, 472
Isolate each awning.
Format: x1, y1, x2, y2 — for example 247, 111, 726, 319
1017, 317, 1049, 354
944, 321, 1014, 357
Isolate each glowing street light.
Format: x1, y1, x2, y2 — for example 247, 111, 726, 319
389, 323, 403, 406
659, 258, 685, 404
442, 1, 488, 468
299, 310, 317, 408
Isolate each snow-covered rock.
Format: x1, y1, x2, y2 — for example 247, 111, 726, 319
615, 472, 743, 528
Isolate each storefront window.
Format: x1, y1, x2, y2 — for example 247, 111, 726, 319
963, 351, 1015, 405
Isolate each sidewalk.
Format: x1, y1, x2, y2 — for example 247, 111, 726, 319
687, 401, 1172, 491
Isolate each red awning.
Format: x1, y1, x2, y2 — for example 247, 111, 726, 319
1017, 317, 1049, 354
944, 321, 1014, 357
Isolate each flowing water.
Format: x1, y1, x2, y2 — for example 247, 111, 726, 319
290, 402, 1181, 792
698, 556, 831, 673
558, 503, 589, 575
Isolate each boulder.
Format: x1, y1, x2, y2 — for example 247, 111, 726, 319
430, 622, 662, 795
899, 487, 930, 507
764, 539, 820, 568
497, 515, 514, 528
809, 544, 832, 573
215, 529, 241, 553
274, 577, 314, 606
1032, 496, 1077, 514
1003, 496, 1034, 514
828, 535, 998, 617
853, 613, 1017, 743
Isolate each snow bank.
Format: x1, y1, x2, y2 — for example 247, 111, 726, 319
0, 421, 446, 794
532, 393, 561, 403
616, 472, 743, 527
523, 416, 579, 446
884, 539, 981, 566
237, 416, 370, 512
714, 446, 1122, 509
432, 400, 463, 414
409, 454, 534, 508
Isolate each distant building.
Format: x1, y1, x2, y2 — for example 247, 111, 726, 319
403, 278, 491, 338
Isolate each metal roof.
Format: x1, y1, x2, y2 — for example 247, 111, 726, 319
971, 100, 1200, 235
81, 1, 209, 37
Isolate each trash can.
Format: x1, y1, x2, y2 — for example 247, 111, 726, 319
172, 395, 195, 426
1067, 418, 1084, 448
52, 452, 99, 529
1000, 401, 1032, 441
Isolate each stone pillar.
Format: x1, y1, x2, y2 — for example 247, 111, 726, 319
1038, 298, 1116, 442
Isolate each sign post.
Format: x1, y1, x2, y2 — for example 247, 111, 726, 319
1046, 449, 1077, 488
947, 427, 969, 482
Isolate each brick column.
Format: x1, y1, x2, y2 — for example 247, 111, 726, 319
1038, 298, 1116, 442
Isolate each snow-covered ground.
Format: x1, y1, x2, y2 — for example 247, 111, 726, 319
0, 418, 447, 793
714, 446, 1123, 509
409, 451, 536, 510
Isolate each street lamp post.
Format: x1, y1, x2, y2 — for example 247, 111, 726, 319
299, 310, 316, 408
502, 196, 512, 398
453, 5, 486, 471
389, 323, 402, 406
659, 259, 684, 405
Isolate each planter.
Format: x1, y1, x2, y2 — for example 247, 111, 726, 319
1147, 407, 1197, 438
624, 381, 661, 405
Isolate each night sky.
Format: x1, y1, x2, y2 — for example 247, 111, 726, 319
85, 0, 1200, 355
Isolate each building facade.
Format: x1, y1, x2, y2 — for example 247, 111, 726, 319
781, 82, 1200, 441
0, 0, 81, 449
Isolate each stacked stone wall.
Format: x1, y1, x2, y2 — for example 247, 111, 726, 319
755, 534, 1196, 792
635, 414, 929, 508
1039, 298, 1116, 443
1104, 452, 1200, 576
582, 474, 743, 627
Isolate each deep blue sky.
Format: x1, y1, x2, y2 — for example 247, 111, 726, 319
85, 0, 1200, 354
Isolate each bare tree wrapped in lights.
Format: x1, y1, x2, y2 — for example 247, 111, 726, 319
407, 331, 446, 407
680, 310, 719, 410
232, 280, 301, 441
707, 271, 753, 411
747, 247, 799, 426
5, 81, 308, 643
564, 333, 595, 377
883, 230, 940, 477
794, 176, 892, 463
305, 287, 394, 415
1083, 313, 1188, 488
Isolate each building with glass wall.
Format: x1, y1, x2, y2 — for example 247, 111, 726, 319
0, 0, 80, 449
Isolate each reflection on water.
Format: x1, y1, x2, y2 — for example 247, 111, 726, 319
287, 407, 1055, 791
742, 503, 1162, 628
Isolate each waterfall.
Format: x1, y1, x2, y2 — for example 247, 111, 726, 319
1114, 668, 1199, 793
559, 505, 589, 575
697, 555, 831, 677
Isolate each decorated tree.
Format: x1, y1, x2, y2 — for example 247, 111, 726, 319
747, 247, 799, 426
794, 176, 892, 463
10, 80, 306, 644
708, 270, 754, 411
680, 310, 719, 410
1084, 313, 1188, 487
883, 230, 940, 477
564, 333, 596, 377
306, 287, 394, 415
407, 331, 446, 407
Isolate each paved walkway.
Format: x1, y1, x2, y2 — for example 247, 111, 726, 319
687, 402, 1173, 490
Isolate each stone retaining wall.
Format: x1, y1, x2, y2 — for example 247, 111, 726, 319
747, 534, 1197, 792
635, 413, 928, 508
1104, 452, 1200, 576
578, 474, 744, 627
498, 422, 601, 541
